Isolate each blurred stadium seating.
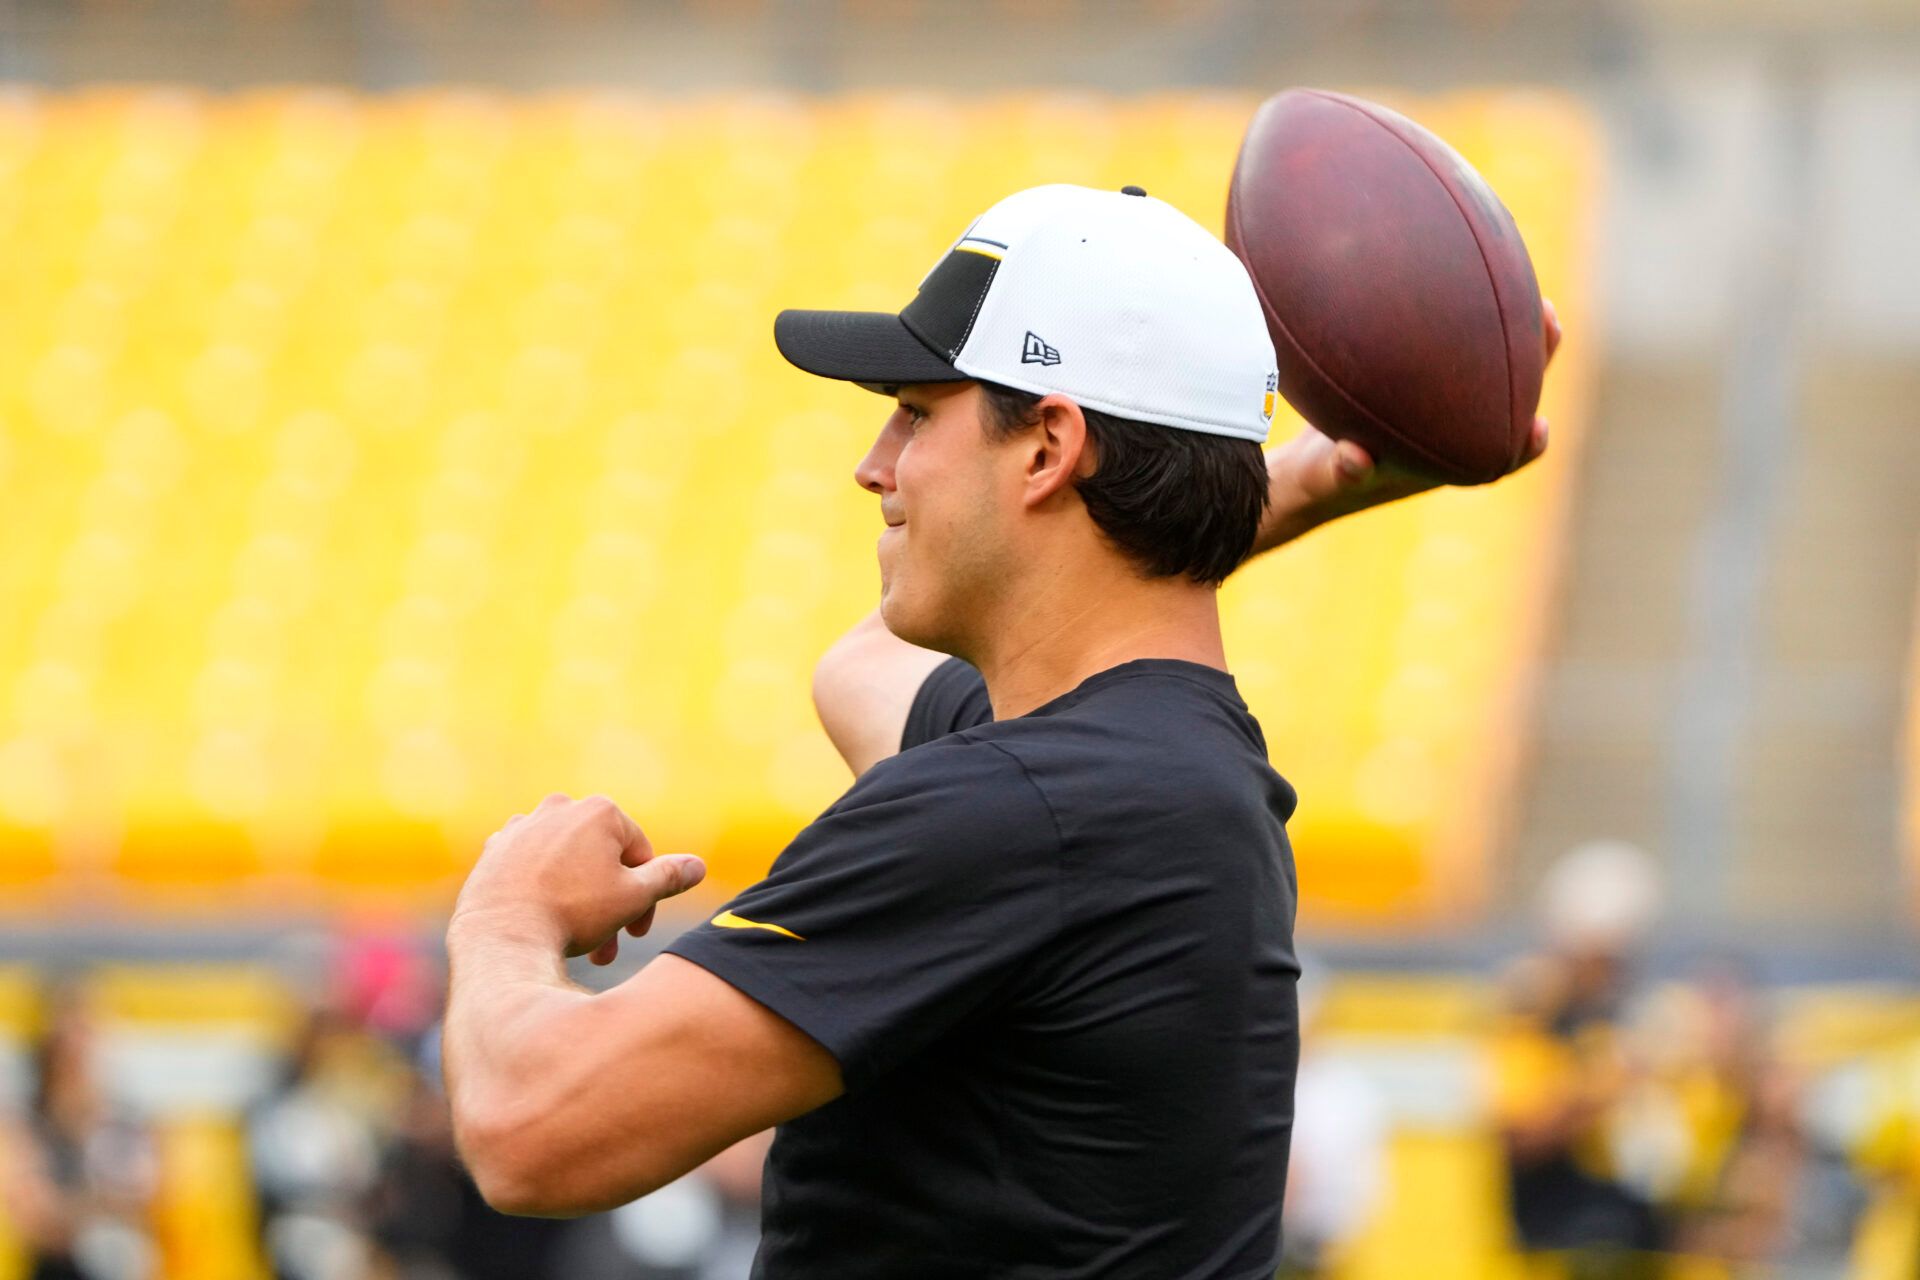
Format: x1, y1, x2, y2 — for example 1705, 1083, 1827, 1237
0, 87, 1594, 927
2, 955, 1920, 1277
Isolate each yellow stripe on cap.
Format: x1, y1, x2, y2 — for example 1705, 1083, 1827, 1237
711, 909, 806, 941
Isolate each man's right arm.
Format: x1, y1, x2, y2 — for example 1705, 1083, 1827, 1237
811, 608, 950, 779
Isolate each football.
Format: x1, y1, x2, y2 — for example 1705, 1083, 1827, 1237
1226, 88, 1545, 485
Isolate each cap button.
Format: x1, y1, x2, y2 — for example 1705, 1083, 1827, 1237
1120, 184, 1147, 197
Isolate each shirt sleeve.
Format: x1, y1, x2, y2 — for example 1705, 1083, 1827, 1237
664, 736, 1060, 1092
900, 656, 993, 751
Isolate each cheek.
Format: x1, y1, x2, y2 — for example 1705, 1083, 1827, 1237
920, 490, 1003, 587
896, 432, 1007, 574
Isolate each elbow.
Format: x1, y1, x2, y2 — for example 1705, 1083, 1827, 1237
469, 1162, 575, 1220
477, 1178, 602, 1221
452, 1093, 672, 1219
808, 648, 835, 725
452, 1094, 558, 1217
812, 610, 888, 720
810, 646, 860, 767
481, 1164, 673, 1221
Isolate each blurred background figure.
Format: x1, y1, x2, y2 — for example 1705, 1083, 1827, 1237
248, 1004, 401, 1280
1490, 845, 1874, 1279
1280, 956, 1389, 1277
1657, 960, 1867, 1275
1492, 841, 1667, 1274
0, 989, 160, 1280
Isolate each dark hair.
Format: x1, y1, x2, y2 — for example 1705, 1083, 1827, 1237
978, 382, 1270, 586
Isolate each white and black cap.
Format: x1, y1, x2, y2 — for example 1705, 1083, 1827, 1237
774, 183, 1281, 443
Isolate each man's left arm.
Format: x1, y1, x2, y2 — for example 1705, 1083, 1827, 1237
441, 794, 842, 1217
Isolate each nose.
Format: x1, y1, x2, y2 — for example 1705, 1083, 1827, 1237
855, 409, 908, 496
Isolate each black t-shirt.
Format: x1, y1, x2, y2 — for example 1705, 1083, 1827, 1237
666, 657, 1301, 1279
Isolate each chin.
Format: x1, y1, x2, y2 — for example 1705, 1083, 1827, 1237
877, 589, 915, 643
878, 587, 946, 654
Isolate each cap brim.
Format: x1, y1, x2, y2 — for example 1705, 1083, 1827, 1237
774, 310, 968, 394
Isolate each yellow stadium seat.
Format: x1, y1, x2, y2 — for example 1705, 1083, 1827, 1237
0, 90, 1595, 921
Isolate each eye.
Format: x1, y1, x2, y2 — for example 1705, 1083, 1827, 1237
900, 402, 929, 428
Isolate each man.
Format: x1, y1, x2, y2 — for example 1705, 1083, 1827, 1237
441, 184, 1556, 1277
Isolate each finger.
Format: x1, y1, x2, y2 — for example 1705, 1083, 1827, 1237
624, 855, 706, 913
625, 904, 657, 938
589, 936, 619, 966
1542, 298, 1562, 365
609, 806, 655, 868
537, 792, 571, 812
1333, 439, 1374, 488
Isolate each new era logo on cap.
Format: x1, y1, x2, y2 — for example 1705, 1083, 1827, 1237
772, 183, 1279, 443
1021, 331, 1061, 367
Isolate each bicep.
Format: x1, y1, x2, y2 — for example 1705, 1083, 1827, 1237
812, 609, 948, 777
501, 953, 842, 1215
612, 953, 845, 1134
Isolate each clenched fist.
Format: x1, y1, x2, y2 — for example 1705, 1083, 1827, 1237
450, 793, 707, 967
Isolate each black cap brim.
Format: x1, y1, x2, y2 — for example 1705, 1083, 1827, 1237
773, 309, 967, 394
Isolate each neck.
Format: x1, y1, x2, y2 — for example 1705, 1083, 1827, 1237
966, 564, 1228, 721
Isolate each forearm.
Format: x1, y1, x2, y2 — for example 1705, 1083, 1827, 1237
441, 796, 829, 1217
813, 608, 948, 776
1245, 426, 1444, 565
1248, 446, 1323, 559
1248, 435, 1350, 560
444, 917, 582, 1071
443, 919, 836, 1215
442, 915, 598, 1209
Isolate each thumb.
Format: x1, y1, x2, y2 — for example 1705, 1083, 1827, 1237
627, 854, 707, 906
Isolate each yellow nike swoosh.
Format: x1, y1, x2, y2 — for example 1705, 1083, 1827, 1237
711, 910, 806, 941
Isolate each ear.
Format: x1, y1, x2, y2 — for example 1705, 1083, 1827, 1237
1020, 394, 1095, 509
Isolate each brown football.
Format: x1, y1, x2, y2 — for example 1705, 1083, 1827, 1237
1226, 88, 1544, 485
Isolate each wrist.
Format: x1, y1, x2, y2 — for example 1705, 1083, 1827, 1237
1253, 506, 1324, 558
447, 905, 566, 956
1252, 443, 1325, 557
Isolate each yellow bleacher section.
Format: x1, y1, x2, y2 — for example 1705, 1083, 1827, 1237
0, 88, 1595, 922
